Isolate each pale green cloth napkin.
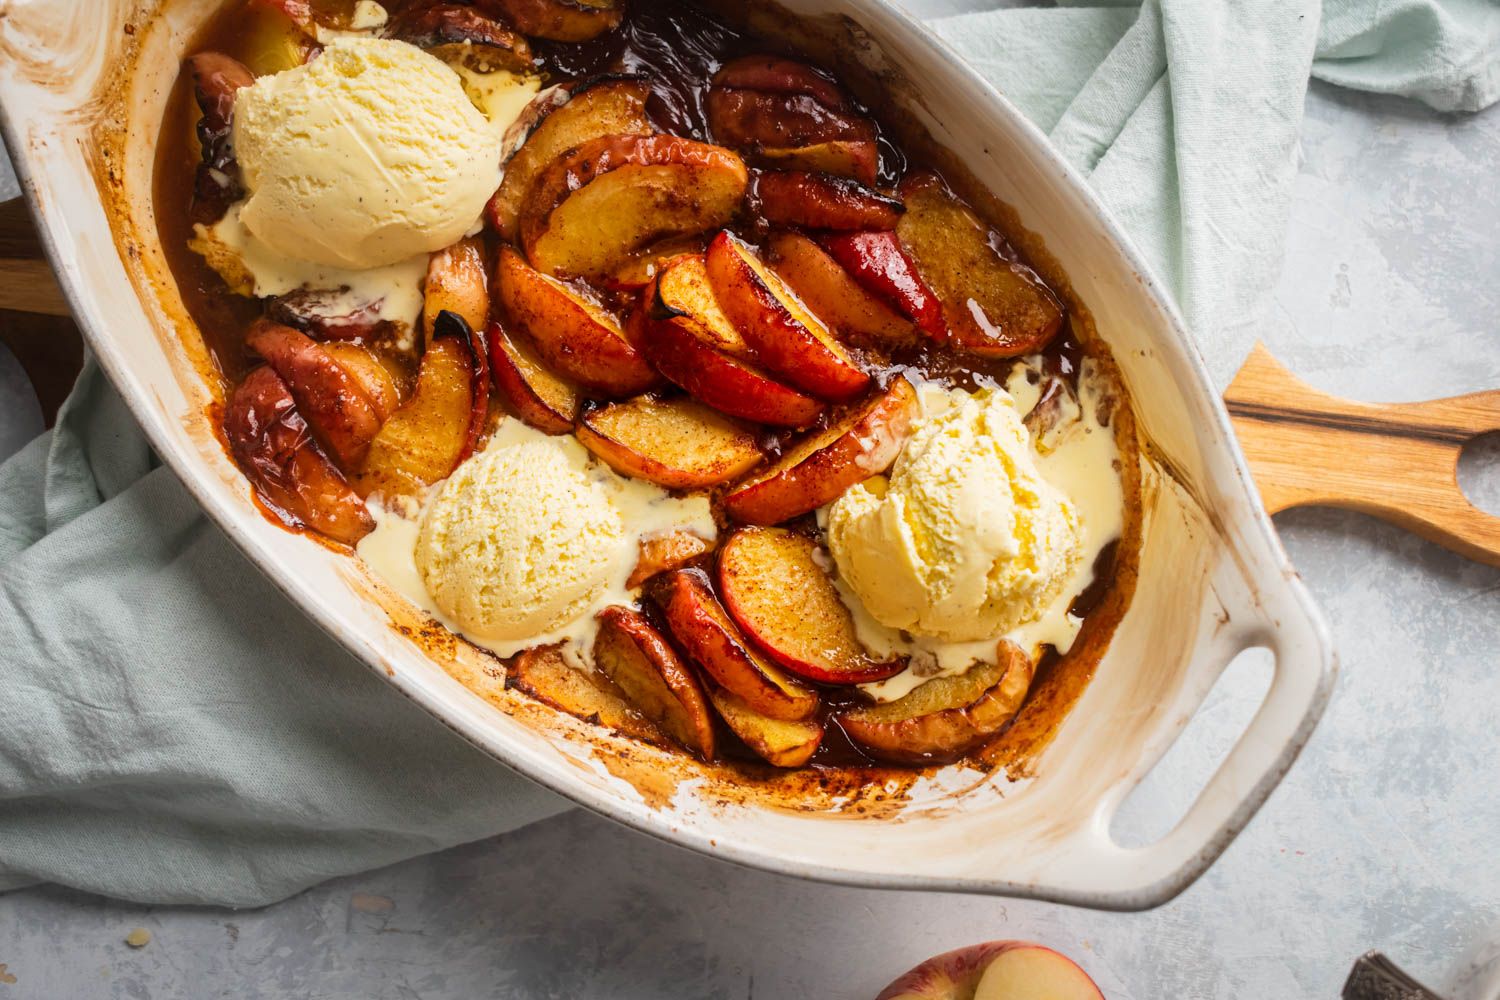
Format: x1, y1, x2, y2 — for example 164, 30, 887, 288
1, 0, 1496, 907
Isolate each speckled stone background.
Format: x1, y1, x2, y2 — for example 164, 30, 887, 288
2, 11, 1499, 1000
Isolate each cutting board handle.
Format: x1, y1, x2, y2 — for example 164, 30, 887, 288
1226, 342, 1500, 567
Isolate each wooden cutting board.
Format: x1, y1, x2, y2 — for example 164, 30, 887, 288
4, 197, 1499, 567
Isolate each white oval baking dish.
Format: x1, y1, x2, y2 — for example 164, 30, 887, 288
0, 0, 1336, 910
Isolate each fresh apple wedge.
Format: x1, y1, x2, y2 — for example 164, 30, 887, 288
486, 319, 580, 435
476, 0, 624, 41
488, 76, 653, 241
245, 320, 384, 471
521, 134, 749, 279
641, 254, 826, 427
712, 55, 852, 111
322, 343, 401, 422
717, 527, 903, 684
755, 171, 904, 231
706, 684, 824, 768
496, 246, 658, 397
655, 570, 820, 722
765, 231, 918, 350
973, 944, 1106, 1000
755, 141, 879, 186
820, 231, 947, 342
593, 606, 716, 760
423, 237, 489, 345
576, 394, 764, 489
706, 89, 876, 150
722, 377, 916, 525
897, 172, 1064, 358
703, 231, 869, 401
388, 3, 532, 72
352, 337, 474, 500
628, 531, 713, 589
224, 365, 374, 545
507, 644, 663, 746
838, 641, 1035, 765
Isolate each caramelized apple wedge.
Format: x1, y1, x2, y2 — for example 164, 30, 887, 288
655, 570, 819, 722
423, 237, 489, 345
755, 171, 903, 231
486, 319, 580, 435
765, 231, 918, 350
245, 320, 384, 471
266, 291, 392, 343
896, 172, 1065, 358
224, 365, 374, 545
628, 531, 713, 589
839, 641, 1035, 765
497, 247, 658, 397
477, 0, 624, 41
593, 606, 716, 760
388, 3, 532, 72
712, 55, 852, 110
706, 89, 876, 150
351, 337, 474, 500
187, 52, 255, 223
718, 527, 903, 684
820, 231, 946, 342
521, 134, 749, 279
507, 644, 662, 745
488, 76, 653, 241
703, 231, 868, 401
641, 254, 825, 428
755, 141, 878, 186
322, 343, 401, 422
723, 378, 916, 525
706, 684, 824, 768
576, 395, 764, 489
432, 310, 491, 464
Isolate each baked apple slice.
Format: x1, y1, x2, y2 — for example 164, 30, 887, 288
703, 231, 868, 401
712, 55, 853, 110
717, 527, 903, 684
322, 343, 401, 422
641, 254, 825, 428
521, 134, 749, 279
187, 52, 255, 223
423, 237, 489, 345
655, 570, 819, 722
754, 141, 879, 187
706, 89, 876, 150
432, 310, 490, 464
593, 606, 716, 760
266, 291, 391, 343
722, 377, 916, 525
706, 684, 824, 768
476, 0, 624, 41
507, 644, 662, 746
896, 172, 1065, 357
487, 76, 653, 241
224, 365, 374, 545
765, 231, 918, 350
575, 395, 764, 489
628, 531, 713, 589
388, 3, 532, 72
351, 336, 474, 500
819, 231, 947, 342
838, 641, 1035, 765
754, 171, 904, 231
496, 246, 658, 397
486, 319, 580, 435
245, 320, 384, 471
600, 236, 704, 293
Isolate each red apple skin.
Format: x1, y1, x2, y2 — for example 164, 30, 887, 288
819, 231, 946, 342
875, 942, 1104, 1000
712, 54, 851, 111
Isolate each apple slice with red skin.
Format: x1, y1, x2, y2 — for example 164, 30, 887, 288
187, 52, 254, 223
266, 291, 391, 343
722, 377, 916, 525
322, 343, 400, 422
765, 231, 918, 350
896, 172, 1065, 358
838, 641, 1035, 765
507, 644, 663, 746
876, 942, 1104, 1000
718, 527, 903, 684
593, 606, 716, 760
754, 171, 904, 231
520, 134, 749, 279
654, 570, 820, 722
245, 319, 384, 471
640, 254, 826, 428
488, 75, 653, 241
224, 365, 374, 545
486, 319, 580, 435
703, 231, 869, 401
387, 3, 532, 72
628, 531, 713, 589
576, 394, 765, 489
706, 88, 876, 151
754, 141, 879, 186
428, 310, 490, 464
706, 684, 824, 768
819, 231, 946, 342
711, 55, 852, 112
497, 246, 659, 398
423, 237, 489, 346
474, 0, 624, 42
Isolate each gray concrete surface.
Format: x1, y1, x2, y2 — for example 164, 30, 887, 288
3, 44, 1500, 1000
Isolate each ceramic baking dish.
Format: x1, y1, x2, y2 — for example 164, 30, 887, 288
0, 0, 1336, 910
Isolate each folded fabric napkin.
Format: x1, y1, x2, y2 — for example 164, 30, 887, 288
1, 0, 1496, 907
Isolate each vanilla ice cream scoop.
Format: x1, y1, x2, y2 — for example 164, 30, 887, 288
826, 387, 1083, 643
416, 440, 626, 642
233, 37, 500, 270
